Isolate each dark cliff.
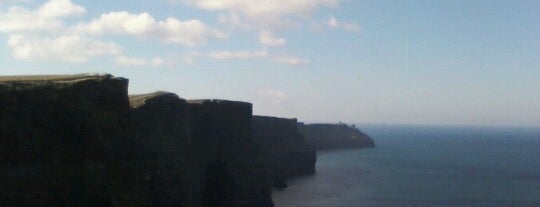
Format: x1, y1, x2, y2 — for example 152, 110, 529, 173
0, 74, 142, 206
298, 123, 375, 150
188, 100, 273, 207
130, 94, 273, 207
0, 75, 274, 207
129, 92, 194, 206
252, 116, 316, 188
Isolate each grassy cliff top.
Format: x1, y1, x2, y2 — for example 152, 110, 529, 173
129, 91, 182, 108
0, 74, 113, 83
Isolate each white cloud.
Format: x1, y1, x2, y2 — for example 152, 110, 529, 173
115, 55, 147, 66
274, 55, 310, 66
259, 30, 285, 46
0, 0, 224, 64
206, 49, 310, 67
73, 11, 226, 46
183, 0, 338, 45
257, 89, 288, 104
184, 0, 337, 29
0, 0, 85, 33
325, 16, 360, 32
150, 57, 165, 66
38, 0, 85, 17
115, 55, 167, 67
7, 34, 120, 63
209, 48, 268, 59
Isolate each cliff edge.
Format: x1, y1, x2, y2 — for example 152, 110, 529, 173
0, 75, 274, 207
298, 123, 375, 150
0, 74, 141, 206
252, 116, 316, 188
130, 94, 274, 207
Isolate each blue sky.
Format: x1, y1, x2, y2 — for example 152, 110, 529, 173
0, 0, 538, 127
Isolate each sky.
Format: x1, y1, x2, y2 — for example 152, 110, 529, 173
0, 0, 538, 127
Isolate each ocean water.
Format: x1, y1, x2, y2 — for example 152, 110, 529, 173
272, 125, 540, 207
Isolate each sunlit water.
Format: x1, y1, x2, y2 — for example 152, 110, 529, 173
272, 125, 540, 207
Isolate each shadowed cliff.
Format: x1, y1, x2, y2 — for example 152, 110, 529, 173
129, 92, 194, 206
298, 123, 375, 150
0, 75, 274, 207
0, 74, 142, 206
252, 116, 316, 188
129, 93, 273, 207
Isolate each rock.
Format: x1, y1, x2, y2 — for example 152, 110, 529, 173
129, 92, 193, 206
130, 96, 275, 206
188, 100, 273, 207
298, 123, 375, 150
0, 74, 141, 206
0, 74, 275, 207
252, 116, 316, 188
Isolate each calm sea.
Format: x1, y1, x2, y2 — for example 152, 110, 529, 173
272, 125, 540, 207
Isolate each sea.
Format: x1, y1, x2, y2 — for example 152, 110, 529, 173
272, 125, 540, 207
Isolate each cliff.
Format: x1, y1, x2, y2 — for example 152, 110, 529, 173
129, 92, 194, 206
0, 74, 142, 206
130, 94, 273, 207
252, 116, 316, 188
188, 100, 273, 207
0, 75, 274, 207
298, 123, 375, 150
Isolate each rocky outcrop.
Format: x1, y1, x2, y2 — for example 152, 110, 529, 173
298, 123, 375, 150
0, 74, 142, 206
252, 116, 316, 188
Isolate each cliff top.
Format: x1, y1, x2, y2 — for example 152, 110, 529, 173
129, 91, 183, 108
187, 99, 252, 108
0, 73, 115, 83
253, 115, 298, 122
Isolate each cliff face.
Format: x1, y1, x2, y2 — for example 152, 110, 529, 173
0, 74, 141, 206
0, 75, 274, 207
298, 123, 375, 150
130, 95, 273, 207
252, 116, 316, 188
188, 100, 273, 207
129, 92, 194, 206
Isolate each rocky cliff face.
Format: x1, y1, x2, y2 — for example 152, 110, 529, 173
0, 74, 141, 206
188, 100, 273, 207
130, 95, 273, 207
0, 75, 274, 207
252, 116, 316, 188
129, 92, 194, 206
298, 123, 375, 150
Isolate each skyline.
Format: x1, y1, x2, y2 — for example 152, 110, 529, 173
0, 0, 539, 127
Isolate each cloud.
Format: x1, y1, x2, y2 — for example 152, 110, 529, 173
182, 0, 334, 61
7, 34, 120, 63
115, 55, 166, 67
259, 31, 285, 46
206, 49, 310, 67
257, 89, 288, 104
0, 0, 225, 64
274, 55, 310, 66
38, 0, 85, 17
325, 16, 360, 32
72, 11, 226, 46
209, 48, 268, 59
114, 55, 146, 66
184, 0, 337, 29
0, 0, 85, 33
